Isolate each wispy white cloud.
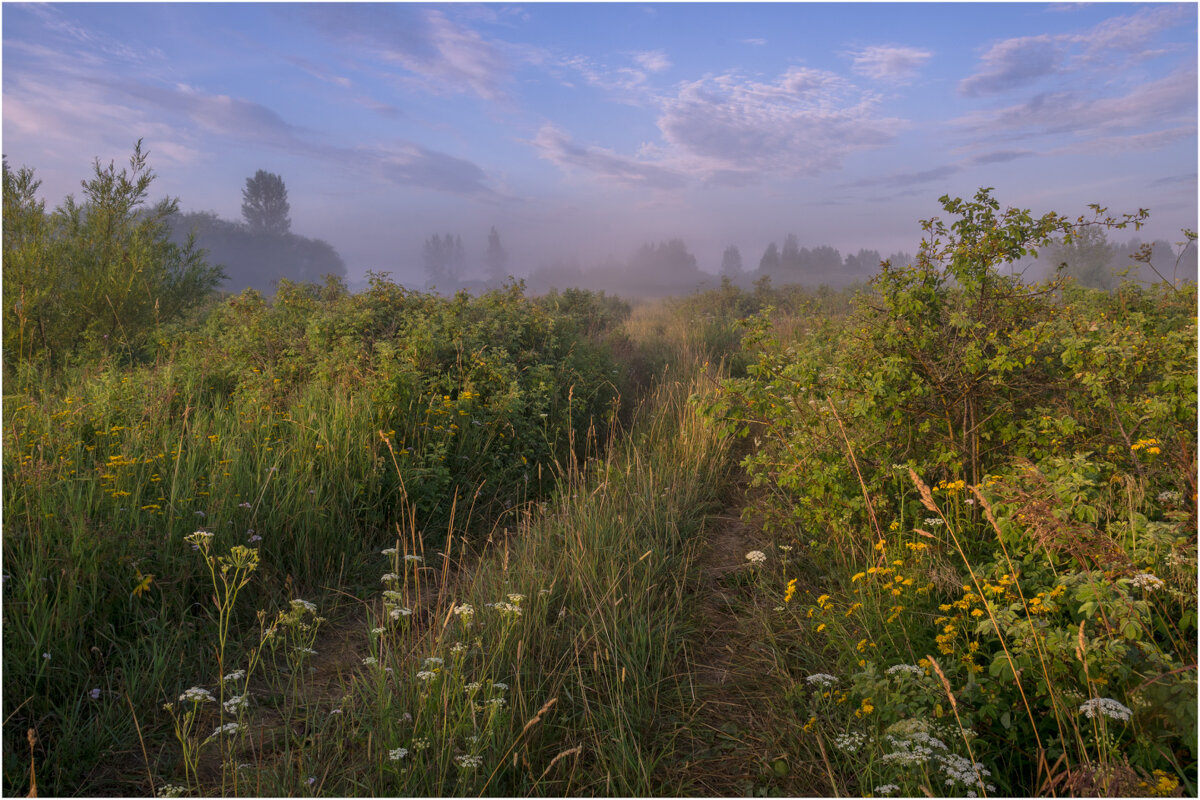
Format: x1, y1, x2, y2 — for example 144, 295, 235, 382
656, 68, 901, 180
530, 124, 687, 190
307, 6, 511, 101
848, 45, 932, 84
955, 67, 1196, 147
740, 37, 767, 47
632, 50, 671, 73
959, 5, 1189, 96
959, 35, 1064, 97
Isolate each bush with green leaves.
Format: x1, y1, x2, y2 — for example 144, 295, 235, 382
707, 189, 1196, 795
2, 141, 222, 376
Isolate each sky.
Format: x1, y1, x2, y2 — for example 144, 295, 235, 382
3, 2, 1197, 287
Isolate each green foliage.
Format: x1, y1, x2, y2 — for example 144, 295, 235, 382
241, 169, 290, 235
707, 188, 1197, 795
2, 142, 223, 374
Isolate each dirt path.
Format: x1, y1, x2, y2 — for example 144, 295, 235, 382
663, 502, 793, 796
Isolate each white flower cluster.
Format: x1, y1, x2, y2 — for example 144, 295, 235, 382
805, 673, 839, 688
455, 754, 483, 769
423, 656, 444, 668
222, 670, 246, 683
156, 784, 188, 798
223, 694, 249, 714
885, 664, 925, 678
416, 670, 437, 682
939, 752, 993, 793
389, 747, 408, 761
832, 731, 866, 754
1129, 572, 1164, 592
178, 687, 215, 704
390, 606, 412, 620
1158, 490, 1181, 504
873, 785, 900, 796
465, 681, 482, 692
184, 530, 213, 549
380, 573, 399, 584
291, 599, 317, 614
450, 642, 468, 654
491, 682, 508, 691
404, 554, 423, 563
923, 517, 945, 527
745, 550, 767, 565
485, 697, 506, 708
507, 593, 525, 603
1079, 697, 1133, 722
207, 722, 244, 740
453, 603, 475, 617
490, 601, 522, 616
362, 656, 379, 666
380, 547, 398, 556
880, 732, 948, 767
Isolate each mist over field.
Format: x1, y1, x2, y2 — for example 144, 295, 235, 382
3, 2, 1196, 296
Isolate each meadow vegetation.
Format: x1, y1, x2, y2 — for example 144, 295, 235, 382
3, 149, 1194, 797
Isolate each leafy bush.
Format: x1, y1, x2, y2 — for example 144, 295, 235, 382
2, 142, 222, 375
707, 189, 1197, 795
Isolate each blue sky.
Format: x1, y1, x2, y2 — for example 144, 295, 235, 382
4, 2, 1196, 285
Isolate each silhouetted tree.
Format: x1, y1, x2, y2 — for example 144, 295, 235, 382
720, 244, 743, 276
759, 242, 780, 274
780, 233, 801, 272
485, 226, 508, 283
241, 170, 291, 235
423, 232, 465, 289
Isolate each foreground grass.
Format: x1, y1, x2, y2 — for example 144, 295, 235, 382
144, 370, 732, 797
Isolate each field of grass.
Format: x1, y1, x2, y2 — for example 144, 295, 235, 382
4, 189, 1196, 798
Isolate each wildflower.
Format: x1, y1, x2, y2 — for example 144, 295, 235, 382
1158, 490, 1181, 504
455, 754, 483, 769
874, 785, 900, 796
507, 593, 525, 603
293, 647, 318, 656
886, 664, 924, 678
939, 752, 991, 789
450, 642, 467, 654
389, 606, 412, 620
381, 573, 399, 584
247, 532, 262, 543
779, 545, 793, 553
362, 656, 379, 666
416, 670, 436, 682
486, 697, 507, 708
465, 681, 482, 692
423, 656, 444, 668
453, 603, 475, 617
1079, 697, 1133, 722
89, 688, 101, 700
493, 601, 522, 616
805, 673, 838, 688
1129, 573, 1164, 591
851, 572, 866, 582
923, 517, 944, 527
412, 737, 431, 751
832, 731, 866, 754
381, 547, 398, 556
404, 554, 423, 563
184, 530, 213, 549
784, 578, 797, 604
179, 687, 216, 704
745, 550, 767, 565
223, 694, 249, 713
156, 784, 187, 798
389, 747, 408, 761
291, 599, 317, 614
207, 722, 244, 740
382, 590, 406, 601
371, 626, 385, 635
491, 682, 508, 691
238, 502, 252, 508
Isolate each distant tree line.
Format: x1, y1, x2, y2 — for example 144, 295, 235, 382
168, 169, 346, 295
422, 226, 509, 292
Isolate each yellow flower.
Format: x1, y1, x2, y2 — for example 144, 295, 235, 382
816, 623, 827, 633
851, 572, 866, 582
784, 579, 797, 604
